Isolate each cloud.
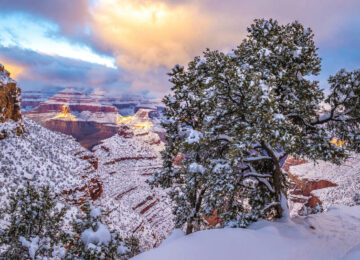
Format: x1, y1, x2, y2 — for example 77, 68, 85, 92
0, 0, 90, 35
2, 0, 360, 96
89, 0, 215, 71
0, 46, 129, 93
88, 0, 360, 81
0, 12, 116, 68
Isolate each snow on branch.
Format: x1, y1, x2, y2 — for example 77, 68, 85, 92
257, 178, 275, 193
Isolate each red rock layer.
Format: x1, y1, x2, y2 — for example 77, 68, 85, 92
285, 157, 338, 212
43, 120, 118, 150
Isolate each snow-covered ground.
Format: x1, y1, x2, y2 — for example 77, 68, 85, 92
134, 205, 360, 260
91, 110, 174, 250
0, 117, 94, 206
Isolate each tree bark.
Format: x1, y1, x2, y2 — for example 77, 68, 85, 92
186, 220, 194, 235
260, 141, 284, 218
186, 187, 207, 235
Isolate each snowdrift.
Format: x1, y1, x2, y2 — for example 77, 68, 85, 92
134, 205, 360, 260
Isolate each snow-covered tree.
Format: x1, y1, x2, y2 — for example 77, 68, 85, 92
149, 19, 360, 233
67, 202, 140, 259
0, 183, 68, 259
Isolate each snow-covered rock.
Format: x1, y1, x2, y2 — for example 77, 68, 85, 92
0, 117, 100, 206
92, 111, 174, 250
285, 155, 360, 216
0, 64, 24, 139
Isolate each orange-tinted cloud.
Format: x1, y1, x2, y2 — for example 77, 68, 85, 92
0, 60, 25, 80
89, 0, 360, 74
90, 0, 216, 71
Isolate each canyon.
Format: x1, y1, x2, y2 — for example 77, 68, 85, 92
2, 64, 359, 252
23, 87, 163, 150
1, 66, 173, 250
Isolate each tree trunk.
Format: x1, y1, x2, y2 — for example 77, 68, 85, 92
186, 188, 207, 235
186, 219, 194, 235
261, 141, 284, 218
272, 164, 283, 218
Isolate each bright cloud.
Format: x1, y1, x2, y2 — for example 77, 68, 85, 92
90, 0, 215, 71
0, 12, 116, 68
0, 60, 24, 80
89, 0, 360, 74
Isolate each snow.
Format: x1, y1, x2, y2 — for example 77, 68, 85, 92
289, 153, 360, 212
92, 114, 173, 250
0, 120, 19, 136
0, 117, 94, 208
134, 205, 360, 260
344, 245, 360, 259
117, 242, 131, 255
19, 236, 39, 260
81, 222, 111, 246
186, 129, 203, 144
292, 47, 302, 58
159, 229, 185, 248
189, 162, 205, 174
274, 113, 285, 120
90, 204, 102, 218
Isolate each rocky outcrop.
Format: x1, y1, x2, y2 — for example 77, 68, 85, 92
0, 64, 24, 139
92, 115, 173, 250
289, 173, 337, 209
285, 156, 359, 216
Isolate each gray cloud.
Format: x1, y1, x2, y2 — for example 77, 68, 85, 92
0, 46, 131, 94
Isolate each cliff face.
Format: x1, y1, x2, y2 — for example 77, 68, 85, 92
44, 119, 118, 150
0, 64, 24, 139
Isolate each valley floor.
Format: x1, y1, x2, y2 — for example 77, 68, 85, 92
133, 205, 360, 260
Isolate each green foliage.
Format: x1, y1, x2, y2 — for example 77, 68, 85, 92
0, 182, 68, 259
67, 202, 140, 260
0, 185, 141, 260
149, 19, 360, 233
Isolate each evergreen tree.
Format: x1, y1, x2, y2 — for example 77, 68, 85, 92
0, 182, 68, 259
67, 202, 140, 260
149, 19, 360, 233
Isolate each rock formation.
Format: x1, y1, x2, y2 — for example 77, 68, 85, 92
285, 156, 360, 216
0, 64, 24, 139
92, 109, 173, 250
23, 88, 163, 150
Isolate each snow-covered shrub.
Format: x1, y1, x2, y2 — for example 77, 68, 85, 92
67, 202, 141, 259
0, 183, 68, 259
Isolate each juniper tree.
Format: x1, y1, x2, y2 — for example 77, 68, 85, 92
149, 19, 360, 233
0, 182, 68, 259
67, 202, 140, 260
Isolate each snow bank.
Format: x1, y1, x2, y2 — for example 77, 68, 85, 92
134, 205, 360, 260
159, 229, 185, 248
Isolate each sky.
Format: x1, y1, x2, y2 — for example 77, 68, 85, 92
0, 0, 360, 97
